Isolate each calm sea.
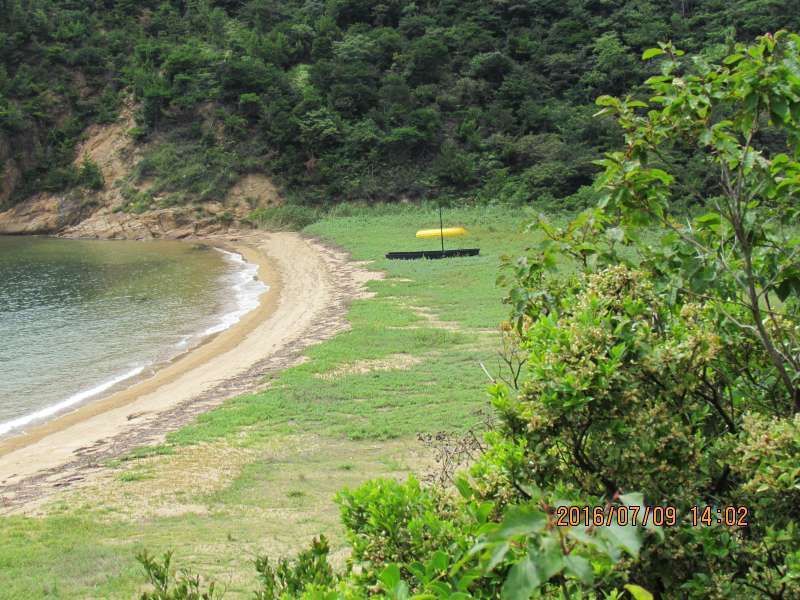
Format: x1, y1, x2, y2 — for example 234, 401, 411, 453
0, 236, 266, 436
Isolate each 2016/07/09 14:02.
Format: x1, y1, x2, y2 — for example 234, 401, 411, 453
553, 505, 751, 528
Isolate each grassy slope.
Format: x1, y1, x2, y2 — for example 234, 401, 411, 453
0, 205, 540, 598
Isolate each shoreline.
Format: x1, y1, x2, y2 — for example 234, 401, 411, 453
0, 238, 269, 440
0, 231, 378, 510
0, 238, 279, 457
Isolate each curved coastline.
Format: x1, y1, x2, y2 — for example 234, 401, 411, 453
0, 241, 267, 439
0, 237, 282, 468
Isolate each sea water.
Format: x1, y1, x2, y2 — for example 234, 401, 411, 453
0, 236, 266, 436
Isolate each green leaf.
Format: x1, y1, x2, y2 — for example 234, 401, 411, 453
564, 555, 593, 584
610, 342, 627, 360
619, 492, 644, 507
576, 243, 598, 256
408, 562, 426, 581
772, 97, 790, 123
791, 101, 800, 125
606, 226, 625, 243
536, 538, 565, 581
455, 477, 474, 499
776, 275, 800, 301
601, 523, 643, 557
429, 581, 451, 595
381, 564, 402, 589
596, 95, 620, 107
493, 506, 547, 540
694, 212, 721, 231
380, 564, 410, 599
501, 554, 541, 600
695, 212, 720, 225
624, 584, 654, 600
486, 542, 511, 572
430, 550, 448, 573
472, 501, 494, 525
642, 48, 665, 60
456, 572, 480, 593
647, 168, 673, 185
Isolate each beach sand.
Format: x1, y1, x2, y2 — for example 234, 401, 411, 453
0, 231, 378, 511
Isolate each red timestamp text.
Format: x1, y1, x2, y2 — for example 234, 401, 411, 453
554, 504, 679, 527
689, 505, 750, 527
553, 505, 751, 528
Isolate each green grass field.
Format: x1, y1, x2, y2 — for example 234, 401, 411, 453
0, 205, 545, 598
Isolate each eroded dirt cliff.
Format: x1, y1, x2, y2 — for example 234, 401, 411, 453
0, 104, 280, 240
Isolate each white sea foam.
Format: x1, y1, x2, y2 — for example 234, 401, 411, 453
202, 248, 268, 336
0, 248, 268, 438
0, 365, 146, 436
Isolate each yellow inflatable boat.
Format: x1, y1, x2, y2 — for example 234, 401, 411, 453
415, 227, 467, 239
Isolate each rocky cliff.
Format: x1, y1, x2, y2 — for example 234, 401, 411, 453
0, 105, 281, 240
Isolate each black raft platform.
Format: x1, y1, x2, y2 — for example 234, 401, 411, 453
385, 248, 480, 260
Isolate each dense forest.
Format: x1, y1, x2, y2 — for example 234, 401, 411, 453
2, 0, 799, 211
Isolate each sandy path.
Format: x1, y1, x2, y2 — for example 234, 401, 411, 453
0, 231, 377, 511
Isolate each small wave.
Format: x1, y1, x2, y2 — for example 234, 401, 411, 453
0, 366, 146, 436
202, 249, 268, 336
0, 247, 267, 438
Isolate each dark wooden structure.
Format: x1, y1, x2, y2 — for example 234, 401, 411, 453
386, 248, 480, 260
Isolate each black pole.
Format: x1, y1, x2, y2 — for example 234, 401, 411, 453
439, 204, 444, 252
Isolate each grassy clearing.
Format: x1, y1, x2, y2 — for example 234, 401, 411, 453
0, 204, 544, 598
310, 202, 540, 328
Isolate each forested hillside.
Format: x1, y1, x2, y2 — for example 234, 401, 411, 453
2, 0, 799, 212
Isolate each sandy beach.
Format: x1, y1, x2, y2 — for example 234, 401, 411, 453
0, 231, 376, 510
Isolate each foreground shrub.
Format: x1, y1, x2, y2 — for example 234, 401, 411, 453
138, 551, 219, 600
499, 266, 730, 502
255, 536, 338, 599
337, 478, 462, 577
486, 31, 800, 597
